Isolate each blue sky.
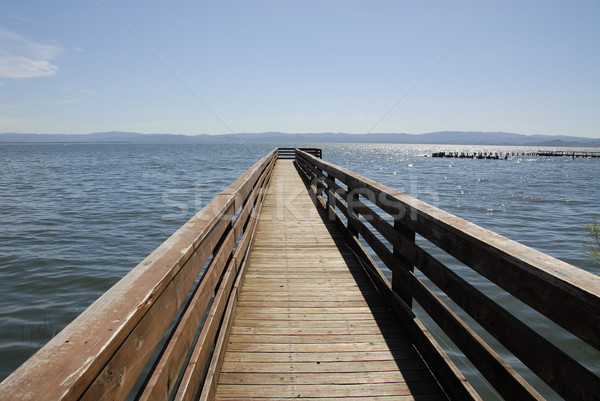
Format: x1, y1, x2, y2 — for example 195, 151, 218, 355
1, 0, 599, 137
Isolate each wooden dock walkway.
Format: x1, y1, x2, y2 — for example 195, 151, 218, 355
214, 160, 447, 400
1, 148, 598, 401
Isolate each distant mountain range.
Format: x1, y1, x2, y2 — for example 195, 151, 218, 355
1, 131, 599, 147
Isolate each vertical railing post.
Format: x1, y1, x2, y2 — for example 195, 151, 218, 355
392, 218, 416, 308
347, 185, 359, 238
315, 166, 324, 200
325, 172, 336, 221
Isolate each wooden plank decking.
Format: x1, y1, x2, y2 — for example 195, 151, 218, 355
214, 160, 449, 400
2, 149, 596, 400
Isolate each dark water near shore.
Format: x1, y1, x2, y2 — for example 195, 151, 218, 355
1, 143, 598, 398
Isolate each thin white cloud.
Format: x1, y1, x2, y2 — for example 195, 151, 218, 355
0, 27, 62, 79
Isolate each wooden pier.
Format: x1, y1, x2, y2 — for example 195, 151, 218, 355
212, 159, 448, 400
1, 148, 599, 400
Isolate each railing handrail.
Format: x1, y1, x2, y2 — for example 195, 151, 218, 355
295, 149, 600, 401
277, 147, 321, 159
0, 149, 278, 401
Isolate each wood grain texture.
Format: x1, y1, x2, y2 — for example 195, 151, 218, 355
213, 160, 449, 401
0, 150, 277, 401
296, 150, 600, 401
297, 151, 600, 350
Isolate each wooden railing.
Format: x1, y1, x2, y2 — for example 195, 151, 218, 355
295, 149, 600, 401
0, 149, 277, 401
278, 147, 322, 159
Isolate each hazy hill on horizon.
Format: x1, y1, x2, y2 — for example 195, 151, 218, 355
1, 131, 599, 147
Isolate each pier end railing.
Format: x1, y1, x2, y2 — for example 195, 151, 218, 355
277, 147, 321, 159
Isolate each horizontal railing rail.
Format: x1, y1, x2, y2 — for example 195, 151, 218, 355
0, 149, 277, 401
295, 149, 600, 401
277, 147, 322, 159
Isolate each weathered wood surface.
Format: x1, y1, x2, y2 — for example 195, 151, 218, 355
4, 147, 597, 401
298, 150, 600, 348
296, 149, 600, 401
213, 160, 450, 401
0, 150, 277, 401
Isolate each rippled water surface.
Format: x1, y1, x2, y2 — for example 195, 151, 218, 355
1, 143, 598, 396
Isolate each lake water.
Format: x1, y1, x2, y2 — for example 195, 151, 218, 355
1, 142, 598, 398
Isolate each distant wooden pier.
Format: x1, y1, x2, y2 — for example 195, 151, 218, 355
1, 148, 598, 400
432, 150, 600, 159
536, 150, 600, 158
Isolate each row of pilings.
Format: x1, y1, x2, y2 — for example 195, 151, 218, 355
431, 151, 600, 159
